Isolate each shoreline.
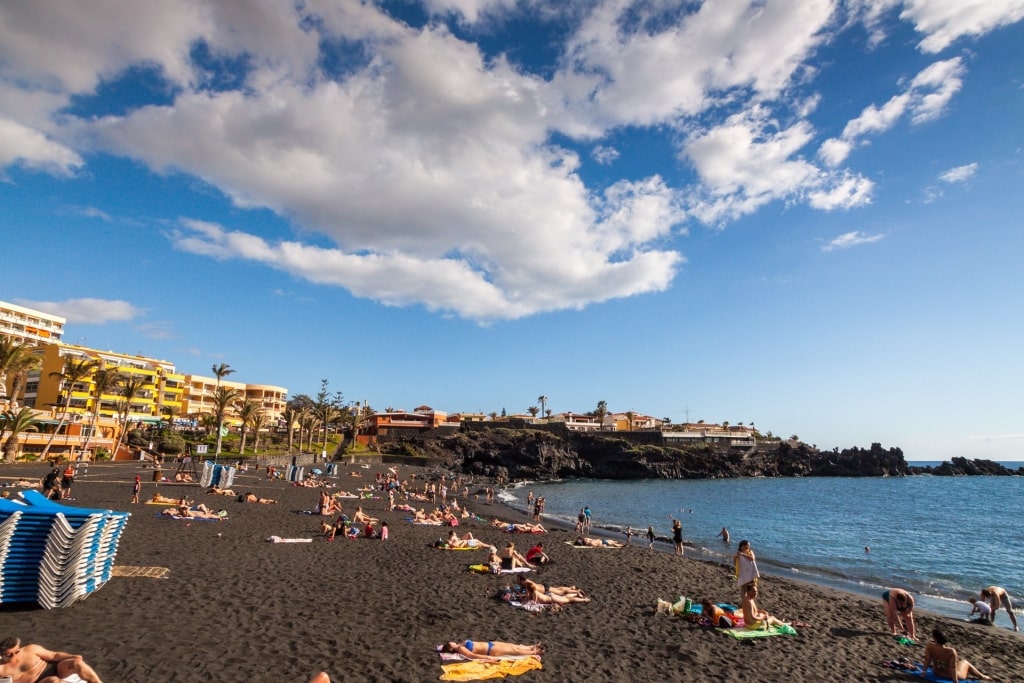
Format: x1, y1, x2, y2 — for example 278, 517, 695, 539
1, 460, 1022, 682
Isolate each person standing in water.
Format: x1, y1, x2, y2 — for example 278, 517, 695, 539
716, 527, 730, 543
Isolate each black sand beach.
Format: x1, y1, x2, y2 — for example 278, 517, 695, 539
1, 461, 1022, 683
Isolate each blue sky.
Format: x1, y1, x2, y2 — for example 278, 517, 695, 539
2, 1, 1023, 460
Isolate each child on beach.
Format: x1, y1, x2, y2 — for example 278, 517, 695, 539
131, 475, 141, 504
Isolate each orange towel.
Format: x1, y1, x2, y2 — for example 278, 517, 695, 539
439, 656, 543, 681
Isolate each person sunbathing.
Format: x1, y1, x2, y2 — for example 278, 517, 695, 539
150, 493, 187, 505
0, 636, 104, 683
440, 640, 543, 661
208, 486, 236, 496
498, 542, 533, 570
352, 506, 378, 525
240, 492, 277, 504
523, 581, 591, 605
162, 505, 223, 520
573, 536, 625, 548
923, 628, 990, 681
700, 598, 737, 627
174, 472, 194, 482
446, 531, 495, 551
741, 584, 789, 629
516, 574, 586, 598
492, 520, 547, 533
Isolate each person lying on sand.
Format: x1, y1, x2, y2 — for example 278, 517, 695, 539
208, 486, 236, 496
516, 574, 586, 598
0, 635, 104, 683
446, 530, 495, 551
440, 640, 543, 661
742, 584, 790, 630
239, 492, 277, 504
521, 580, 591, 605
150, 493, 188, 505
573, 536, 625, 548
700, 598, 738, 627
491, 520, 547, 533
162, 505, 224, 520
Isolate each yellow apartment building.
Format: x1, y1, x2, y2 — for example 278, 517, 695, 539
181, 374, 288, 428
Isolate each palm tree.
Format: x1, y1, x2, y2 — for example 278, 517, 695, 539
40, 356, 100, 461
280, 406, 299, 453
161, 404, 178, 433
1, 408, 40, 463
211, 363, 235, 389
235, 399, 260, 455
6, 351, 41, 411
527, 406, 539, 418
594, 400, 608, 431
211, 386, 240, 458
110, 374, 148, 461
0, 339, 36, 408
248, 410, 267, 454
537, 395, 548, 419
80, 368, 121, 462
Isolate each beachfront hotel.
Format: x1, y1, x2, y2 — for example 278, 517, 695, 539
0, 299, 286, 461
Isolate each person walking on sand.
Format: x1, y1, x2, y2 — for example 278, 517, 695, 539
646, 525, 656, 551
0, 636, 104, 683
980, 586, 1018, 631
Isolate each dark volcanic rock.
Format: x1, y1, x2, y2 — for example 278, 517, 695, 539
926, 456, 1024, 476
398, 428, 914, 481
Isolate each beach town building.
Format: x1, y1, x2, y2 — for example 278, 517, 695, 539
0, 300, 65, 346
0, 299, 286, 461
180, 374, 288, 428
662, 423, 757, 449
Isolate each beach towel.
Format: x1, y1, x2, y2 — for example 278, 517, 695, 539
267, 536, 314, 543
111, 566, 170, 579
720, 623, 798, 639
439, 657, 542, 681
880, 659, 981, 683
155, 513, 223, 521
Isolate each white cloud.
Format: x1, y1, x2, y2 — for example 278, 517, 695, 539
822, 230, 884, 252
685, 108, 872, 223
592, 145, 619, 165
14, 298, 143, 324
939, 162, 978, 183
0, 117, 82, 175
899, 0, 1024, 53
0, 1, 1014, 319
819, 58, 964, 166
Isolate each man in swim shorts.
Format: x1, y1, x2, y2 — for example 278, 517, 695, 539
980, 586, 1018, 631
0, 636, 104, 682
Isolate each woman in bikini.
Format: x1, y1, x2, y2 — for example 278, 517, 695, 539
499, 542, 532, 570
882, 587, 916, 640
923, 629, 990, 681
516, 574, 586, 598
441, 640, 543, 660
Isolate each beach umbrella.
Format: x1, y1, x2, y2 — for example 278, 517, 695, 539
312, 468, 323, 475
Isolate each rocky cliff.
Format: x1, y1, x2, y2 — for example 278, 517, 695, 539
398, 428, 918, 482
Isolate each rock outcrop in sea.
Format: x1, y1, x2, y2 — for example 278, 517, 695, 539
393, 425, 1022, 482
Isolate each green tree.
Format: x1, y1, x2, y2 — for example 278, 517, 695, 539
280, 406, 299, 453
1, 408, 40, 463
0, 340, 41, 411
594, 400, 608, 431
313, 379, 343, 449
156, 433, 186, 457
211, 363, 235, 390
235, 398, 261, 455
110, 374, 148, 460
41, 356, 100, 460
211, 386, 240, 457
527, 406, 539, 418
537, 395, 548, 418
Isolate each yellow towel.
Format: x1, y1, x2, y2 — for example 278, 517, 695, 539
439, 657, 542, 681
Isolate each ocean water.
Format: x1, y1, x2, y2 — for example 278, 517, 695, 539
502, 471, 1024, 627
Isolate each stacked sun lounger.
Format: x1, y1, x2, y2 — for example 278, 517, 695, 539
199, 461, 236, 489
286, 465, 304, 482
0, 490, 130, 609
